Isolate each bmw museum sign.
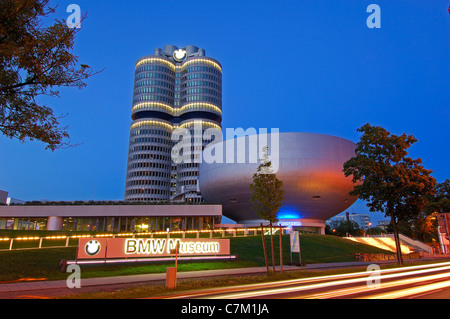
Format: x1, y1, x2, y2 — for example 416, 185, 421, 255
76, 237, 232, 260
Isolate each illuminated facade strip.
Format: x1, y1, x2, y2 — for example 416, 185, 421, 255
179, 120, 222, 131
178, 59, 222, 73
135, 57, 221, 73
132, 102, 175, 115
179, 103, 222, 115
135, 57, 175, 70
130, 120, 173, 131
131, 102, 222, 117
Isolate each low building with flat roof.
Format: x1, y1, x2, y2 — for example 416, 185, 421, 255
0, 203, 222, 232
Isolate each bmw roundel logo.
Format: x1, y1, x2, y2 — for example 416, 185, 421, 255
85, 240, 101, 256
173, 49, 187, 62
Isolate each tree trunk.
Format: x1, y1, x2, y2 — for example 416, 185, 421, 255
260, 223, 269, 276
391, 215, 404, 265
270, 222, 276, 273
279, 225, 283, 273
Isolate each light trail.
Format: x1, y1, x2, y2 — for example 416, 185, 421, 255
363, 279, 450, 299
206, 263, 450, 299
167, 261, 450, 300
305, 269, 450, 299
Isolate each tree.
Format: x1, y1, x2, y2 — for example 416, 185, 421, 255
410, 213, 438, 243
0, 0, 99, 150
343, 124, 436, 264
389, 212, 438, 244
426, 179, 450, 215
250, 146, 285, 274
327, 219, 362, 237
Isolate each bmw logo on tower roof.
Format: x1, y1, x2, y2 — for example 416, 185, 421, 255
173, 49, 187, 62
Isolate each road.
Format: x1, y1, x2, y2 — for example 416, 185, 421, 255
161, 261, 450, 299
2, 260, 450, 300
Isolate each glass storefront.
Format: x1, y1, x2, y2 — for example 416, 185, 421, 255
0, 218, 47, 230
292, 226, 322, 234
0, 216, 217, 232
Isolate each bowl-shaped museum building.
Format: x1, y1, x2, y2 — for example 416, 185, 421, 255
198, 132, 358, 234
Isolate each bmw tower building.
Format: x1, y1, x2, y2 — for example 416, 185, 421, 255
124, 45, 223, 203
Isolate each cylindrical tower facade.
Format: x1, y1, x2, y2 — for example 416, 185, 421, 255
124, 46, 222, 203
124, 55, 175, 202
175, 56, 222, 202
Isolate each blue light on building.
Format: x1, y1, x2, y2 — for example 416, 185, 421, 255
277, 206, 302, 219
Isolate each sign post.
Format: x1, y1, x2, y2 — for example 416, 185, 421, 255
165, 267, 177, 289
166, 240, 180, 289
290, 231, 302, 266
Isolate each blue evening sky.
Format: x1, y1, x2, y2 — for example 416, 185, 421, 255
1, 0, 449, 224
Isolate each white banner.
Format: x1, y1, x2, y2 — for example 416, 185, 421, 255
290, 231, 300, 253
